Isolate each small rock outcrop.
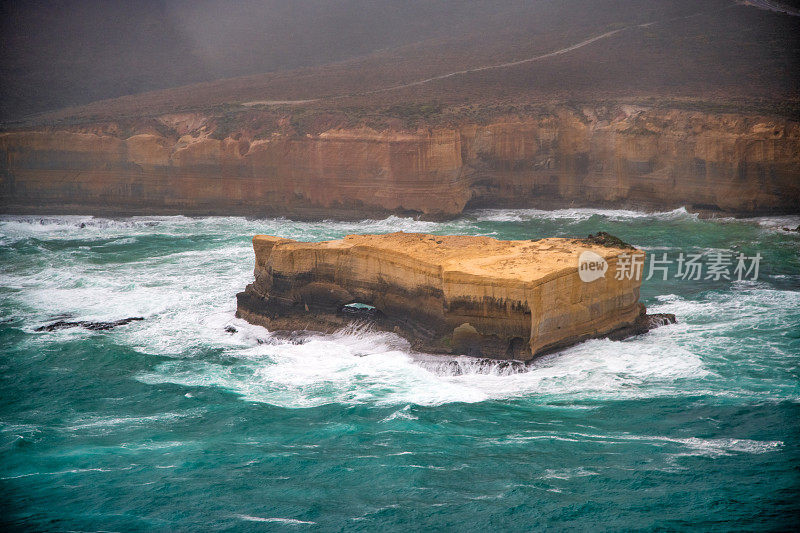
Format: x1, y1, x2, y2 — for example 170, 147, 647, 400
34, 317, 144, 332
236, 232, 673, 361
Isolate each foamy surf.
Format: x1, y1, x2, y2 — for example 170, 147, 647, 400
2, 211, 798, 530
472, 206, 698, 222
236, 515, 316, 525
2, 212, 797, 408
134, 316, 712, 408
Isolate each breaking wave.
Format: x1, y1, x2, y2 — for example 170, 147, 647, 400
2, 213, 798, 410
472, 206, 698, 222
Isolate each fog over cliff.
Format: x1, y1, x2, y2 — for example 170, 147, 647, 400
2, 0, 799, 122
0, 0, 547, 119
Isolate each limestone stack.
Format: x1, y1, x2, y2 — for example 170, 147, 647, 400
236, 232, 673, 360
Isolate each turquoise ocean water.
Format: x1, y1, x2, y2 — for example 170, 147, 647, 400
1, 208, 798, 531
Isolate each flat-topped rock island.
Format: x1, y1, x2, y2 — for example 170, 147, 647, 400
236, 232, 674, 361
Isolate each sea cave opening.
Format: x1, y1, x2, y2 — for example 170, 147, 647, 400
339, 302, 383, 320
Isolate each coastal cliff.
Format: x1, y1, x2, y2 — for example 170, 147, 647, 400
2, 106, 799, 217
236, 232, 672, 360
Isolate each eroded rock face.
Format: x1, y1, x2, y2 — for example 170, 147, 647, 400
461, 109, 800, 214
236, 232, 670, 361
0, 128, 468, 219
1, 107, 798, 217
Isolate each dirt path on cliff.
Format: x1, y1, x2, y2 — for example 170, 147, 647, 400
355, 7, 737, 97
244, 6, 735, 107
739, 0, 800, 17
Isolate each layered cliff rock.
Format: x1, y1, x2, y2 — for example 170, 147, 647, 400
461, 108, 800, 214
2, 106, 798, 217
0, 127, 467, 218
236, 232, 671, 361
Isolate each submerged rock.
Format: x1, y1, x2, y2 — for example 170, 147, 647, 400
605, 311, 677, 341
412, 354, 529, 376
35, 317, 144, 332
585, 231, 636, 249
236, 232, 674, 361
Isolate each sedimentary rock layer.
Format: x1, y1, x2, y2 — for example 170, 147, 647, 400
0, 128, 467, 218
2, 106, 798, 217
236, 232, 667, 361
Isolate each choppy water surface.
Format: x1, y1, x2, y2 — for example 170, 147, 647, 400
1, 209, 798, 531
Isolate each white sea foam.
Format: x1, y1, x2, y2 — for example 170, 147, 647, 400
136, 318, 712, 407
66, 409, 206, 431
573, 432, 783, 457
472, 206, 697, 222
1, 466, 134, 480
539, 467, 599, 480
0, 213, 463, 246
4, 214, 797, 410
135, 281, 800, 407
381, 405, 419, 422
486, 431, 782, 457
237, 515, 316, 525
471, 207, 800, 235
751, 214, 800, 230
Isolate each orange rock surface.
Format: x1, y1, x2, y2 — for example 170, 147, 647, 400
2, 107, 798, 217
236, 232, 665, 360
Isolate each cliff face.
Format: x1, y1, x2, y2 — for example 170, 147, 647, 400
236, 232, 668, 360
0, 128, 468, 218
461, 108, 800, 214
2, 107, 798, 217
